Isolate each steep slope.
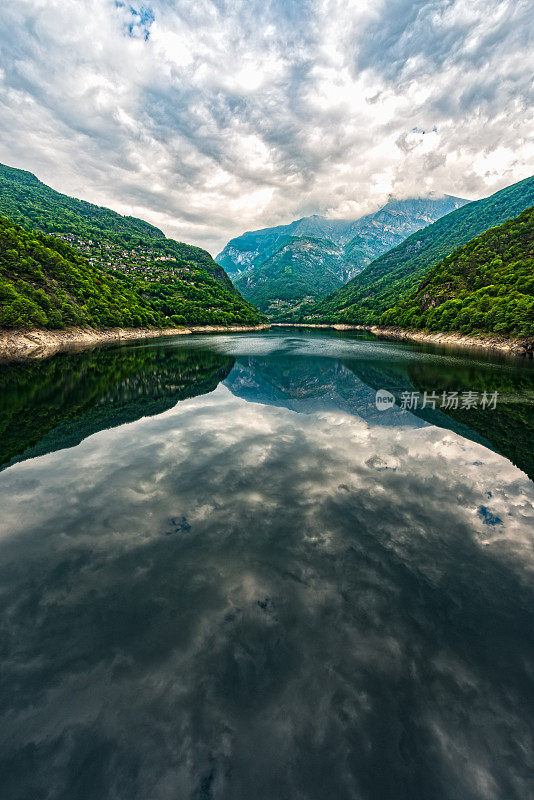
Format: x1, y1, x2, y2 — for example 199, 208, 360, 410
217, 195, 467, 277
0, 216, 262, 329
0, 162, 233, 290
217, 217, 348, 275
308, 175, 534, 325
234, 237, 346, 316
382, 206, 534, 337
341, 197, 469, 275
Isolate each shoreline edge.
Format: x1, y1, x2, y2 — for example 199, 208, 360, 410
0, 324, 271, 361
271, 323, 534, 359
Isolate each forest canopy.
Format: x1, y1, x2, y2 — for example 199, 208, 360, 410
0, 216, 262, 330
381, 206, 534, 337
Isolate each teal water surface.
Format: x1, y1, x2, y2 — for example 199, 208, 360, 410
0, 330, 533, 800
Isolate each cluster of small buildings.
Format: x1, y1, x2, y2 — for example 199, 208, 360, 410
50, 232, 181, 279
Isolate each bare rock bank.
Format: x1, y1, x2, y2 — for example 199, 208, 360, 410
0, 324, 270, 361
271, 323, 534, 359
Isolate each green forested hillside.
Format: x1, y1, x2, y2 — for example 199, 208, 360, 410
219, 196, 466, 317
382, 207, 534, 337
0, 217, 262, 329
0, 164, 163, 239
234, 236, 345, 316
308, 175, 534, 325
0, 162, 233, 289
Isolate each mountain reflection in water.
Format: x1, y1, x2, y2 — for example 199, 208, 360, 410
0, 330, 533, 800
2, 331, 533, 478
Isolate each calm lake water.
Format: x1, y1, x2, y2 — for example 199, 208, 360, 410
1, 329, 533, 800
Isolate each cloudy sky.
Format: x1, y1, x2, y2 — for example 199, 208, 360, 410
0, 0, 533, 253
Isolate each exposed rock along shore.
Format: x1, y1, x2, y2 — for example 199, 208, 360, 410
0, 324, 271, 361
271, 323, 534, 359
2, 322, 532, 361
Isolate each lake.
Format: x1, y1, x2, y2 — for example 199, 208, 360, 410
1, 329, 533, 800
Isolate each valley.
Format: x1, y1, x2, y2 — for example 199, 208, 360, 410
218, 177, 534, 343
218, 196, 467, 316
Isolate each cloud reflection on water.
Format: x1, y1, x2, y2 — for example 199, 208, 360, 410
0, 381, 533, 799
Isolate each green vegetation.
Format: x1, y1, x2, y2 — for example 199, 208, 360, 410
0, 163, 229, 284
382, 207, 534, 337
0, 216, 262, 329
220, 196, 467, 317
0, 345, 234, 469
234, 236, 345, 316
0, 164, 163, 237
0, 163, 264, 329
308, 175, 534, 326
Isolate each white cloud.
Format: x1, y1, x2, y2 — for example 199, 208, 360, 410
0, 0, 532, 253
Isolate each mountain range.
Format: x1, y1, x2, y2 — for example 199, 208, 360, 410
218, 196, 467, 315
306, 175, 534, 330
1, 160, 532, 343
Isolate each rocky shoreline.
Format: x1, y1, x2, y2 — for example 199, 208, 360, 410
271, 323, 534, 359
0, 324, 271, 361
2, 322, 532, 361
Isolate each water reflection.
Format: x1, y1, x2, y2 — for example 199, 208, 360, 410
224, 356, 426, 427
0, 331, 533, 800
344, 356, 534, 480
0, 345, 234, 470
2, 331, 533, 478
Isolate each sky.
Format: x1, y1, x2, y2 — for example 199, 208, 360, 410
0, 0, 533, 254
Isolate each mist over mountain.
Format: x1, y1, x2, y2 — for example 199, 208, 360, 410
307, 174, 534, 330
218, 196, 467, 275
220, 195, 467, 316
